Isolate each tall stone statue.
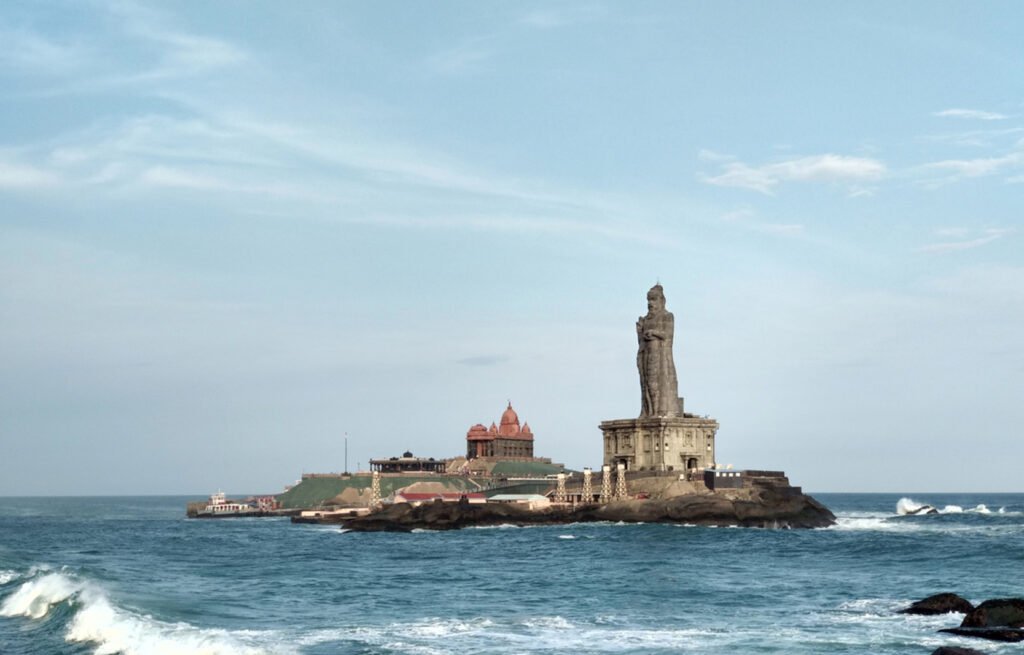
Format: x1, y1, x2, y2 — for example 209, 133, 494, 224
636, 283, 680, 417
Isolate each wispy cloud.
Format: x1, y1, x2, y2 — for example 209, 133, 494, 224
934, 108, 1009, 121
918, 228, 1013, 254
0, 158, 60, 188
718, 208, 804, 237
698, 148, 734, 163
425, 38, 495, 75
921, 127, 1024, 148
922, 152, 1023, 183
0, 29, 92, 76
456, 355, 509, 367
520, 7, 606, 29
701, 154, 886, 195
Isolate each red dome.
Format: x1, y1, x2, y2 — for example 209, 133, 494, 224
498, 402, 520, 436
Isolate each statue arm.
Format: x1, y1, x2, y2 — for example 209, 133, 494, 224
643, 312, 673, 340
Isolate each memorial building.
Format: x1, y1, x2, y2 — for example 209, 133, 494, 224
465, 402, 535, 460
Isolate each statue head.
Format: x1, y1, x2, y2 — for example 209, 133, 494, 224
647, 284, 665, 312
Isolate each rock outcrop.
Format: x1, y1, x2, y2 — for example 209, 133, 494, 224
337, 486, 835, 532
930, 648, 987, 655
900, 593, 974, 616
960, 598, 1024, 628
934, 597, 1024, 643
937, 627, 1024, 642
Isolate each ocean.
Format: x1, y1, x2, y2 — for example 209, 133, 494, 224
1, 493, 1022, 655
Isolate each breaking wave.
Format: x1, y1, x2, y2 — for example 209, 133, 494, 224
896, 497, 999, 516
0, 569, 283, 655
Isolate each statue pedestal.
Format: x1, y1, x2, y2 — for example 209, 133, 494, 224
599, 416, 718, 473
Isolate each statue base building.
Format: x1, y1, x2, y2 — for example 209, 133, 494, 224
600, 411, 718, 473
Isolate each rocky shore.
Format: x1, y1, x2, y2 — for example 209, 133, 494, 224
333, 486, 835, 532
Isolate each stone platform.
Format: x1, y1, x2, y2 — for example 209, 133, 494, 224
600, 415, 719, 472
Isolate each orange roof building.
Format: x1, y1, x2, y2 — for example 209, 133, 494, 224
466, 402, 535, 460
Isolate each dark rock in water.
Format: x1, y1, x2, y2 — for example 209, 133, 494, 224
959, 598, 1024, 629
938, 627, 1024, 642
905, 505, 938, 515
338, 487, 835, 532
931, 647, 988, 655
900, 593, 975, 615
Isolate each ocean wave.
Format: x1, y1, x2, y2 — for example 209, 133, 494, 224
0, 571, 81, 619
0, 569, 287, 655
0, 570, 20, 585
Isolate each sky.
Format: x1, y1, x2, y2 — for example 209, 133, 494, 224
1, 1, 1022, 495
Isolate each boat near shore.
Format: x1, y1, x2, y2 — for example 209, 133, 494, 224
187, 491, 282, 518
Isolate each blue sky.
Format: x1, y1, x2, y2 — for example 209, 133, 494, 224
1, 2, 1022, 494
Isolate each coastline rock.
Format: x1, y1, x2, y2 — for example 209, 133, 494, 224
938, 627, 1024, 642
337, 487, 835, 532
900, 593, 975, 615
960, 598, 1024, 629
930, 648, 987, 655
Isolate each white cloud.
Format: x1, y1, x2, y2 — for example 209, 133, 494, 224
934, 108, 1009, 121
520, 7, 605, 29
924, 153, 1021, 177
918, 228, 1013, 254
140, 165, 231, 190
921, 127, 1024, 148
0, 159, 59, 188
760, 223, 805, 236
701, 154, 886, 194
698, 149, 734, 162
0, 29, 91, 75
425, 38, 495, 75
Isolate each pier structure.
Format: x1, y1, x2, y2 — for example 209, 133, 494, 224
554, 473, 567, 504
370, 471, 381, 507
614, 464, 628, 500
581, 468, 593, 504
600, 465, 612, 503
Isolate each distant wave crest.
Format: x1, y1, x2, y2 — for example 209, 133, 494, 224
896, 497, 996, 516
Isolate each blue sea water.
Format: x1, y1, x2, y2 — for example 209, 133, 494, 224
1, 493, 1022, 655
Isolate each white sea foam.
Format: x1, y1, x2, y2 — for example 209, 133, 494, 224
557, 534, 576, 539
896, 497, 1002, 517
1, 570, 286, 655
896, 497, 932, 515
0, 571, 81, 619
0, 569, 20, 585
301, 618, 722, 652
831, 516, 903, 531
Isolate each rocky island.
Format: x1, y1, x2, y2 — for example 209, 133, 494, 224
287, 284, 836, 532
336, 482, 834, 532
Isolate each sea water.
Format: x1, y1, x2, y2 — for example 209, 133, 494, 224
1, 493, 1022, 655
